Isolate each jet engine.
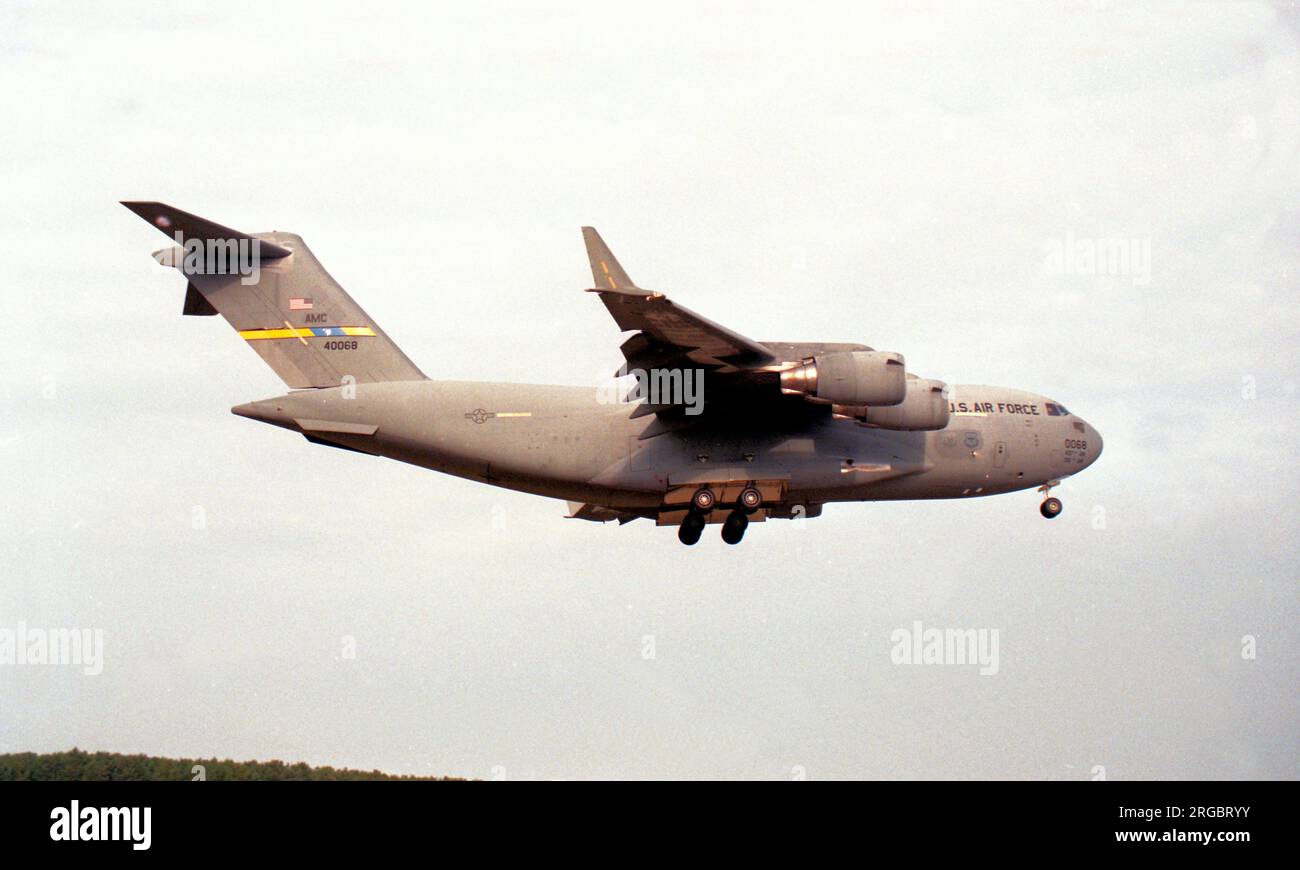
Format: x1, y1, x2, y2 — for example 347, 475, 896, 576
779, 351, 907, 406
853, 377, 950, 430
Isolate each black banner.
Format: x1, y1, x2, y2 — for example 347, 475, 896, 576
0, 781, 1288, 857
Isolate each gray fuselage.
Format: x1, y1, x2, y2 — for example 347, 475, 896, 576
233, 380, 1103, 519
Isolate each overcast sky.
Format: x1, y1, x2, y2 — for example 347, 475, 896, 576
1, 1, 1296, 779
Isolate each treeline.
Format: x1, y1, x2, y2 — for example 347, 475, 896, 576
0, 749, 465, 781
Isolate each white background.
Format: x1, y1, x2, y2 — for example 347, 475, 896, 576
1, 0, 1296, 779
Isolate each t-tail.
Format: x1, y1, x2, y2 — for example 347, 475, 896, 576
122, 201, 426, 388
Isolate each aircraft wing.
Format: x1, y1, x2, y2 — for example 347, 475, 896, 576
581, 229, 874, 422
582, 227, 778, 376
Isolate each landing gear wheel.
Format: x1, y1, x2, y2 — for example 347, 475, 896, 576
738, 487, 762, 512
721, 510, 748, 545
678, 512, 705, 546
1040, 496, 1062, 519
691, 488, 717, 513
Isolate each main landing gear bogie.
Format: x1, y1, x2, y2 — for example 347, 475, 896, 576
679, 486, 762, 545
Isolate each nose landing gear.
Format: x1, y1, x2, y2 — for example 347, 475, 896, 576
1037, 481, 1063, 519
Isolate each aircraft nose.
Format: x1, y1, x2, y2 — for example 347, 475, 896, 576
1087, 422, 1103, 464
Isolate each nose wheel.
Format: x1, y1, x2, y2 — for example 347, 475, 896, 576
1037, 481, 1062, 519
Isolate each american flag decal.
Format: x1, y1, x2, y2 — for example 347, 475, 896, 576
288, 297, 314, 310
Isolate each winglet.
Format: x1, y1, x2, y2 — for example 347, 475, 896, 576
582, 226, 638, 290
121, 201, 292, 259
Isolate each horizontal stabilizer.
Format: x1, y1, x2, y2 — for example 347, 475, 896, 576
293, 419, 379, 436
122, 201, 291, 259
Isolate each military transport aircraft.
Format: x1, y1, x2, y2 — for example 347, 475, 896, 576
123, 202, 1102, 545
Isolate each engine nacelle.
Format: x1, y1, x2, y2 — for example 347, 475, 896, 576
779, 351, 906, 406
857, 377, 950, 431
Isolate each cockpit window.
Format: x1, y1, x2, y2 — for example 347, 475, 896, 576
1045, 402, 1070, 416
